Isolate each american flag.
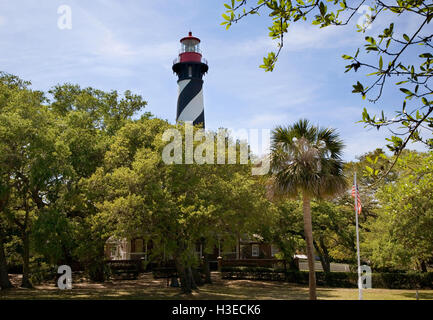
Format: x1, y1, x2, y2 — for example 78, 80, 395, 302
352, 184, 362, 215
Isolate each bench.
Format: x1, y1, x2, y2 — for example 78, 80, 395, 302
107, 260, 141, 280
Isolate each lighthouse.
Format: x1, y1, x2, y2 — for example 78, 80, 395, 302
173, 32, 208, 128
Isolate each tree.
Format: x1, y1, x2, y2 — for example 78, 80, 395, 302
48, 83, 148, 281
222, 0, 433, 175
0, 72, 30, 289
86, 120, 270, 293
0, 73, 148, 285
262, 198, 358, 272
0, 72, 73, 288
0, 222, 13, 289
259, 200, 304, 270
363, 151, 433, 271
0, 146, 12, 289
270, 119, 347, 299
310, 200, 358, 271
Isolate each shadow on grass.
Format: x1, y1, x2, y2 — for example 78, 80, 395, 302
1, 273, 432, 300
397, 292, 433, 300
0, 278, 336, 300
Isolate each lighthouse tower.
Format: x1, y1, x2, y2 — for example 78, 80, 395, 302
173, 32, 208, 128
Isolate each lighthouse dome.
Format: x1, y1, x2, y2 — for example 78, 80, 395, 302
174, 32, 208, 64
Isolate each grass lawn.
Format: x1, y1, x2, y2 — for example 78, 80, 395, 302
1, 273, 432, 300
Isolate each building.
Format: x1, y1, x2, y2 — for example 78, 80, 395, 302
173, 32, 208, 127
105, 236, 277, 262
105, 237, 151, 261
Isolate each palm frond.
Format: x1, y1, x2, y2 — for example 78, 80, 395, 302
270, 119, 347, 199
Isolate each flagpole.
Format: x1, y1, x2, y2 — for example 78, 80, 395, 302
354, 172, 363, 300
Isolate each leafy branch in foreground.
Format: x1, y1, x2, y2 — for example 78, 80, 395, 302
221, 0, 433, 181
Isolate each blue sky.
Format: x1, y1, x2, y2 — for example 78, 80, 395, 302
0, 0, 428, 160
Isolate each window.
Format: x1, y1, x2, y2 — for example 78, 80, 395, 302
252, 244, 260, 257
110, 246, 117, 258
188, 66, 192, 78
181, 40, 200, 53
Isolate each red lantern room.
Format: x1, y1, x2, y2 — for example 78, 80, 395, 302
179, 31, 202, 63
173, 31, 208, 82
173, 32, 208, 67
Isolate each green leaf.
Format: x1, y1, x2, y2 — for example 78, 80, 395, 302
365, 36, 375, 44
419, 53, 433, 59
319, 2, 327, 15
355, 48, 360, 58
395, 80, 409, 85
365, 166, 374, 174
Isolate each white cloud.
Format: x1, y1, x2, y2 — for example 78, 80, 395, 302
283, 24, 361, 51
95, 32, 177, 62
207, 24, 359, 62
208, 37, 274, 61
246, 112, 293, 128
66, 3, 179, 64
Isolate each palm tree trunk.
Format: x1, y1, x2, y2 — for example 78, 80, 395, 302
302, 193, 317, 300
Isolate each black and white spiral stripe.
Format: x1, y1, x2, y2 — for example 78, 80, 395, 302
176, 78, 205, 127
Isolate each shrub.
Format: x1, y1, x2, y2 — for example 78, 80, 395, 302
372, 272, 433, 289
30, 263, 57, 285
221, 266, 433, 289
86, 262, 111, 282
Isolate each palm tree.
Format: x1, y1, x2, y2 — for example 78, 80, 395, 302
270, 119, 346, 300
